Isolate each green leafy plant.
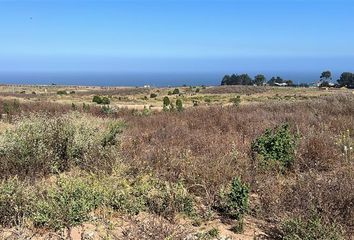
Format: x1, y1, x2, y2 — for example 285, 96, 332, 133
147, 181, 194, 219
163, 96, 170, 107
217, 178, 249, 221
251, 124, 297, 171
101, 96, 110, 105
92, 95, 103, 104
281, 214, 344, 240
32, 176, 104, 230
176, 99, 183, 112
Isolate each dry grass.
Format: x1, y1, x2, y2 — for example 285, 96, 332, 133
0, 87, 353, 238
121, 93, 354, 235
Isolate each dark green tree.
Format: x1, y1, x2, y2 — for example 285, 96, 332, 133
337, 72, 354, 87
239, 74, 253, 85
254, 74, 266, 86
267, 76, 284, 86
221, 75, 231, 85
320, 70, 332, 81
285, 80, 294, 86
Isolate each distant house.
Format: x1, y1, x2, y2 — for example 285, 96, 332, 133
314, 80, 335, 87
143, 85, 151, 88
274, 82, 288, 87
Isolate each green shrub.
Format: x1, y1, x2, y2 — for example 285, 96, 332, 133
107, 178, 150, 215
57, 90, 67, 95
229, 95, 241, 106
32, 176, 104, 230
0, 114, 123, 178
101, 96, 110, 105
92, 95, 103, 104
163, 96, 170, 107
173, 88, 180, 95
281, 214, 344, 240
150, 93, 157, 98
176, 99, 183, 112
217, 178, 249, 220
101, 121, 124, 147
251, 124, 297, 171
204, 98, 211, 103
0, 178, 33, 227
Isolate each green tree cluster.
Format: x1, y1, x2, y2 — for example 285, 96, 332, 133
337, 72, 354, 88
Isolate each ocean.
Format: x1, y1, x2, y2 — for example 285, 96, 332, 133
0, 71, 339, 87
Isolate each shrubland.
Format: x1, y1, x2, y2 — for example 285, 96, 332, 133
0, 92, 353, 239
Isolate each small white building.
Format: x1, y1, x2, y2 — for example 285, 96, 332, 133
274, 82, 288, 87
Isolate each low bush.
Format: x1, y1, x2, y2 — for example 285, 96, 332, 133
0, 113, 123, 178
32, 176, 104, 230
150, 93, 157, 98
93, 95, 110, 104
0, 178, 33, 227
252, 124, 297, 171
173, 88, 180, 95
57, 90, 67, 95
229, 95, 241, 106
216, 178, 249, 221
280, 214, 344, 240
101, 96, 110, 104
176, 99, 183, 111
147, 181, 194, 219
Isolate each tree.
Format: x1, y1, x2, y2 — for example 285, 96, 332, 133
267, 76, 284, 86
239, 74, 253, 85
320, 71, 332, 81
220, 74, 252, 85
254, 74, 266, 86
337, 72, 354, 87
285, 80, 294, 86
221, 75, 231, 85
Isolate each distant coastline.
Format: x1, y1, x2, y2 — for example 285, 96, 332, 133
0, 71, 347, 87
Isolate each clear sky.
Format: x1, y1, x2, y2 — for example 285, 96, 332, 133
0, 0, 353, 73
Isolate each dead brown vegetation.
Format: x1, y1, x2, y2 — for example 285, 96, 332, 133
121, 93, 354, 236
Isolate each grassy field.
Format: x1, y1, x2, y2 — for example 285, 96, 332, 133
0, 85, 353, 239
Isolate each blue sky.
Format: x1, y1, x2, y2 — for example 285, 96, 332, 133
0, 0, 353, 73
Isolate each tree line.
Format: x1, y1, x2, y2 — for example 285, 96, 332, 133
221, 71, 354, 88
221, 74, 293, 86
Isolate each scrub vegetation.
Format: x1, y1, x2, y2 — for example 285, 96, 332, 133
0, 85, 353, 239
